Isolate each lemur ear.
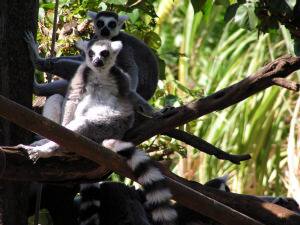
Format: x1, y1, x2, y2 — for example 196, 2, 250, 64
117, 15, 129, 27
87, 11, 97, 20
75, 40, 89, 51
111, 41, 123, 53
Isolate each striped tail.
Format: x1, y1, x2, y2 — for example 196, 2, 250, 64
79, 183, 101, 225
102, 139, 177, 225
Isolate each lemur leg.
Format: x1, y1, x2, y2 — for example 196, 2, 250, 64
20, 117, 93, 161
20, 94, 65, 161
43, 94, 64, 123
24, 31, 82, 80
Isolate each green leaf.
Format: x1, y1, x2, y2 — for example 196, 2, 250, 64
234, 4, 258, 30
40, 3, 55, 10
144, 31, 161, 49
191, 0, 207, 14
157, 57, 166, 80
164, 94, 180, 106
127, 8, 140, 23
294, 37, 300, 56
215, 0, 230, 7
105, 0, 127, 5
224, 3, 239, 22
285, 0, 297, 10
126, 0, 157, 17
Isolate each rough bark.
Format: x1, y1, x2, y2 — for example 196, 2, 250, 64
0, 0, 38, 224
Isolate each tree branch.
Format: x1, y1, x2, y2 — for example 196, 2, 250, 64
164, 129, 251, 164
127, 55, 300, 144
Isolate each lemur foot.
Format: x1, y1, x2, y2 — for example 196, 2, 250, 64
24, 31, 41, 65
18, 142, 59, 163
102, 139, 134, 152
137, 105, 177, 119
154, 106, 178, 119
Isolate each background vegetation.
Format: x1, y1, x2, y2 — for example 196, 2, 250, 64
34, 0, 300, 211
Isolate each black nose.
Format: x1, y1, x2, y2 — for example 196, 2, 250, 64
101, 27, 110, 37
93, 58, 104, 67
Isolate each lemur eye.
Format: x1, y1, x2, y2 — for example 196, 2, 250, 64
108, 21, 117, 29
100, 50, 110, 57
96, 20, 104, 28
88, 50, 94, 58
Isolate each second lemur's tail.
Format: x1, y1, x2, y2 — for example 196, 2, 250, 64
102, 139, 177, 225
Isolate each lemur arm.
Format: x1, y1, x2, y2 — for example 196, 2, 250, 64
19, 115, 95, 161
61, 65, 87, 126
110, 66, 159, 118
24, 31, 82, 81
116, 44, 139, 91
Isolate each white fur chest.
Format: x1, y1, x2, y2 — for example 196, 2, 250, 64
74, 70, 133, 118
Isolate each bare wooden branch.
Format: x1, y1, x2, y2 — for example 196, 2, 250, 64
0, 95, 264, 225
272, 78, 300, 91
127, 55, 300, 144
164, 129, 251, 164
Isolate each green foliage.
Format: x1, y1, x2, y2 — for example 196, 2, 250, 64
190, 0, 207, 13
154, 0, 295, 196
223, 0, 300, 55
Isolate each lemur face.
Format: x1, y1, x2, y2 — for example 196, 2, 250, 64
95, 16, 119, 39
76, 40, 122, 72
88, 11, 128, 40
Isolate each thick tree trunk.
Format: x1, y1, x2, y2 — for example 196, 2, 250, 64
0, 0, 38, 224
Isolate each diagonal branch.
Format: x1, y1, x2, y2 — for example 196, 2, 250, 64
164, 129, 251, 164
127, 55, 300, 144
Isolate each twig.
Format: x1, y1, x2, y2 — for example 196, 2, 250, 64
272, 78, 300, 91
164, 129, 251, 164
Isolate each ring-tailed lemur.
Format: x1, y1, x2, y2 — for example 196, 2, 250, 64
24, 10, 158, 105
80, 139, 177, 225
20, 39, 139, 160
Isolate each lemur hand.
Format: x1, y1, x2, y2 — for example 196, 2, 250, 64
137, 105, 177, 119
24, 31, 42, 66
